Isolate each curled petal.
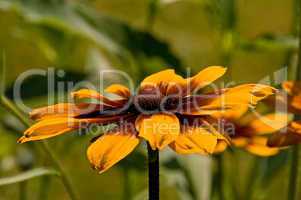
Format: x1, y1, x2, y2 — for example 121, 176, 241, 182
135, 113, 180, 150
87, 130, 139, 173
105, 84, 131, 99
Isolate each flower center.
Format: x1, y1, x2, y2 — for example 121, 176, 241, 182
133, 86, 181, 114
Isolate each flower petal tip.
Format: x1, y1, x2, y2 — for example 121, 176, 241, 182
17, 136, 27, 144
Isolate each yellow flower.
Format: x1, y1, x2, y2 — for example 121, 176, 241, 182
19, 66, 274, 173
213, 110, 288, 156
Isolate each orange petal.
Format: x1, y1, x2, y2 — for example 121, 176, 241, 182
290, 96, 301, 111
29, 103, 109, 120
166, 74, 188, 96
268, 121, 301, 147
247, 113, 289, 135
105, 84, 131, 99
188, 66, 227, 92
71, 89, 124, 107
169, 126, 219, 154
232, 137, 248, 147
282, 81, 301, 95
135, 113, 180, 150
71, 89, 103, 100
87, 130, 139, 173
18, 118, 79, 143
214, 140, 228, 154
18, 116, 125, 143
245, 137, 279, 157
281, 81, 301, 112
212, 105, 249, 121
140, 69, 187, 95
184, 84, 275, 115
141, 69, 176, 86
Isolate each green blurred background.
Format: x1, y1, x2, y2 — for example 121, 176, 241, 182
0, 0, 298, 199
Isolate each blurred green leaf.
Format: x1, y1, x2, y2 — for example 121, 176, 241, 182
0, 0, 122, 54
0, 167, 60, 186
239, 35, 298, 52
74, 3, 182, 68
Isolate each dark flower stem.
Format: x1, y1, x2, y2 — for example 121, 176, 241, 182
289, 0, 301, 199
147, 143, 159, 200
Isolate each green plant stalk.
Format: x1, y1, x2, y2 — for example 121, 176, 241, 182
122, 167, 132, 200
146, 0, 159, 31
289, 146, 299, 200
289, 1, 301, 199
19, 181, 27, 200
41, 141, 79, 200
216, 1, 236, 199
147, 143, 159, 200
38, 176, 51, 200
216, 155, 225, 200
0, 95, 79, 200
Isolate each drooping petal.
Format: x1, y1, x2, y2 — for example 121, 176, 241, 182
247, 113, 289, 135
87, 129, 139, 173
169, 126, 219, 154
268, 121, 301, 147
18, 118, 79, 143
105, 84, 131, 99
19, 116, 125, 143
187, 66, 227, 93
135, 113, 180, 150
245, 137, 279, 157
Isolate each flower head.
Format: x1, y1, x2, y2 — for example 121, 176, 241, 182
214, 110, 288, 156
19, 66, 275, 173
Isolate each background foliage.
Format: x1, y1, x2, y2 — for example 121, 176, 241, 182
0, 0, 298, 199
